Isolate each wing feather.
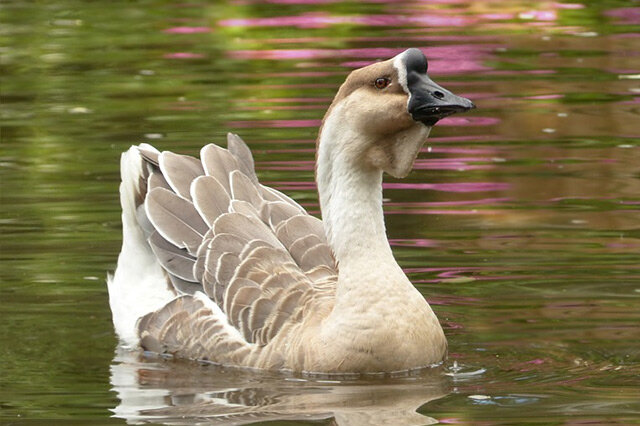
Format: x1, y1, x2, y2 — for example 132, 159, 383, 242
299, 243, 335, 271
227, 133, 258, 184
145, 187, 208, 254
230, 170, 264, 207
191, 175, 231, 227
158, 151, 204, 201
200, 143, 239, 190
230, 200, 261, 220
214, 212, 282, 249
148, 230, 197, 282
134, 140, 339, 361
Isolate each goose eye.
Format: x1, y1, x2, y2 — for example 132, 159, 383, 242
374, 77, 390, 90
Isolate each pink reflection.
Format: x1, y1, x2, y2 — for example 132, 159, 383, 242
163, 52, 205, 59
228, 116, 494, 129
554, 2, 585, 9
261, 0, 339, 3
163, 26, 211, 33
259, 160, 315, 171
488, 69, 556, 75
239, 105, 324, 111
438, 116, 500, 126
423, 145, 498, 154
261, 148, 316, 154
383, 182, 510, 192
427, 135, 500, 144
413, 158, 493, 171
481, 13, 515, 20
229, 45, 493, 60
259, 71, 341, 78
439, 418, 464, 424
518, 10, 557, 21
341, 58, 490, 74
386, 198, 511, 207
219, 13, 472, 29
389, 238, 439, 248
244, 97, 331, 103
229, 45, 494, 75
605, 7, 640, 25
228, 119, 321, 128
612, 33, 640, 38
524, 94, 564, 100
386, 209, 491, 215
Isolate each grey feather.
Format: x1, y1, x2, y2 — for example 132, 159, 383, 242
148, 171, 171, 192
193, 250, 206, 283
260, 185, 305, 213
239, 239, 272, 260
204, 233, 249, 300
229, 286, 261, 329
134, 139, 343, 362
304, 265, 336, 282
138, 144, 160, 166
267, 201, 304, 229
230, 200, 261, 220
262, 289, 305, 342
213, 212, 282, 249
215, 252, 241, 287
230, 170, 263, 207
299, 242, 335, 271
239, 306, 252, 341
148, 231, 197, 282
135, 204, 155, 238
275, 215, 326, 250
288, 234, 324, 267
224, 277, 258, 318
261, 271, 304, 295
145, 187, 208, 254
227, 133, 258, 184
200, 144, 239, 190
191, 175, 231, 227
248, 297, 275, 341
158, 151, 204, 201
202, 268, 217, 302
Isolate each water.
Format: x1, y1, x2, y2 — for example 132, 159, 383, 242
1, 0, 639, 424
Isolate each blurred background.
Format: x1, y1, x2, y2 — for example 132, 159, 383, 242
1, 0, 639, 424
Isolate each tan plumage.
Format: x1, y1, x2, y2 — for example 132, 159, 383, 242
108, 48, 475, 373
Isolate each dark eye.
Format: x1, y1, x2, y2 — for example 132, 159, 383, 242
374, 77, 390, 90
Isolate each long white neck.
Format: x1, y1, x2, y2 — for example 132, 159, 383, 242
313, 101, 448, 371
316, 104, 402, 292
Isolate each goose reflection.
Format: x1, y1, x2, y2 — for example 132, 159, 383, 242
110, 348, 450, 425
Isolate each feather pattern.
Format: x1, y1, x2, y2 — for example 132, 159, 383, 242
158, 151, 204, 201
131, 135, 338, 363
145, 187, 208, 255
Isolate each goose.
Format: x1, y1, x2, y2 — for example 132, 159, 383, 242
108, 48, 475, 374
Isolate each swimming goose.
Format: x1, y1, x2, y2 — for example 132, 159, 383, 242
108, 48, 475, 374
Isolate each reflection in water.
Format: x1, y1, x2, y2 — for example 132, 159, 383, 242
110, 349, 450, 425
2, 0, 640, 423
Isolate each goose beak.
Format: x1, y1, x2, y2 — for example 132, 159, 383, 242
407, 73, 475, 127
397, 48, 475, 126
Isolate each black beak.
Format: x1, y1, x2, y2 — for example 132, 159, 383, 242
407, 72, 475, 126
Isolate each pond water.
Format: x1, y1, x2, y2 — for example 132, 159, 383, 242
1, 0, 639, 424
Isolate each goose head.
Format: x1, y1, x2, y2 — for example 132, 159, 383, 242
319, 48, 475, 178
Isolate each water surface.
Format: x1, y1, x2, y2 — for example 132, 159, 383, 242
1, 0, 639, 424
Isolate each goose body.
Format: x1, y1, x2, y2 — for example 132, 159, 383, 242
108, 48, 474, 373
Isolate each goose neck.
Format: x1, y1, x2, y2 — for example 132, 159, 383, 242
316, 108, 397, 276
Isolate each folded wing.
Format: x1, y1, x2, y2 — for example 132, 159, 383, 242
136, 134, 337, 361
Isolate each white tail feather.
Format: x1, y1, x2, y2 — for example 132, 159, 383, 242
107, 145, 175, 347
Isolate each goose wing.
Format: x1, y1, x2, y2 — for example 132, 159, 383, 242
136, 134, 337, 359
